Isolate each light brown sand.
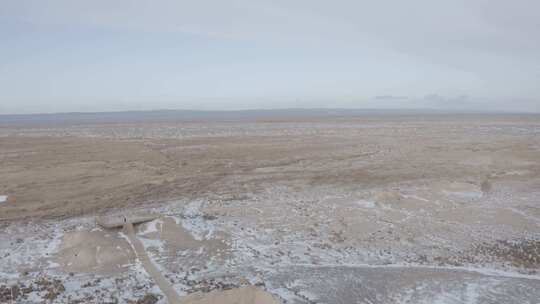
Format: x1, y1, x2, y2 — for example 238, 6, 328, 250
1, 115, 538, 222
180, 286, 279, 304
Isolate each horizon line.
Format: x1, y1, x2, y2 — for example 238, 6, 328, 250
1, 107, 538, 117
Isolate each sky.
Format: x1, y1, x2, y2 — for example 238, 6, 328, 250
1, 0, 539, 114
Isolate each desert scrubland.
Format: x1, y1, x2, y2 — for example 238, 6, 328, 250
1, 113, 540, 303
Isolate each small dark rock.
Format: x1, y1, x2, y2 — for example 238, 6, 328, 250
136, 293, 159, 304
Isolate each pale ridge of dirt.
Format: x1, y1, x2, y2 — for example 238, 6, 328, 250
180, 286, 279, 304
123, 222, 182, 304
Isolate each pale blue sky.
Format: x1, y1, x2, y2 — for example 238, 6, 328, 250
1, 0, 539, 113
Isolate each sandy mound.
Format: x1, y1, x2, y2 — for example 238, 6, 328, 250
138, 217, 203, 249
137, 217, 229, 259
180, 286, 279, 304
56, 230, 135, 274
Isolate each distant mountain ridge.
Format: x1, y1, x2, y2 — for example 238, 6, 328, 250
0, 108, 526, 126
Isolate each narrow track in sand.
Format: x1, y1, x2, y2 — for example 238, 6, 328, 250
123, 222, 182, 304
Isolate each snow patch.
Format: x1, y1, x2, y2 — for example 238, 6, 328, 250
402, 194, 430, 202
180, 201, 215, 240
356, 200, 376, 208
0, 195, 7, 203
139, 236, 166, 253
139, 219, 162, 235
442, 190, 483, 200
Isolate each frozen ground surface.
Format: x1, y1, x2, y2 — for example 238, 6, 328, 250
3, 181, 540, 304
1, 114, 540, 303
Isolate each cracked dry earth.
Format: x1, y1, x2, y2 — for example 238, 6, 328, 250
1, 114, 540, 303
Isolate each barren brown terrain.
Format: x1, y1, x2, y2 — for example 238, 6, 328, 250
1, 113, 540, 303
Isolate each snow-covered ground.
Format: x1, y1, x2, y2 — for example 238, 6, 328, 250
2, 179, 540, 303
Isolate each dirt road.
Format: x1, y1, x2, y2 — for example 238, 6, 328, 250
123, 222, 182, 304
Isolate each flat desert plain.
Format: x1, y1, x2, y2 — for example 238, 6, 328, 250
1, 112, 540, 303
